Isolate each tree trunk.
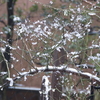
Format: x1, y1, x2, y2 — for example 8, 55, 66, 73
1, 0, 15, 71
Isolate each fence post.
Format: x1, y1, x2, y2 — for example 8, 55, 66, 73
50, 71, 62, 100
50, 48, 67, 100
40, 76, 51, 100
40, 78, 46, 100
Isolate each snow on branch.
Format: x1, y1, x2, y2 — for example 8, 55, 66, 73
26, 66, 100, 84
76, 64, 96, 69
0, 66, 100, 90
6, 78, 13, 86
83, 0, 100, 9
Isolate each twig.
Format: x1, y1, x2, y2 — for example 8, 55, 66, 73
0, 20, 7, 26
1, 52, 10, 78
83, 0, 100, 9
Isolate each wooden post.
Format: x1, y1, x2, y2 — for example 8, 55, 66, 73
52, 48, 67, 66
40, 78, 46, 100
50, 48, 67, 100
50, 71, 62, 100
40, 76, 50, 100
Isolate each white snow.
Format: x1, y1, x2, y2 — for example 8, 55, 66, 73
82, 72, 100, 81
13, 16, 21, 22
88, 12, 96, 16
20, 72, 29, 75
0, 47, 5, 53
0, 72, 7, 75
50, 1, 53, 4
42, 75, 51, 100
6, 78, 13, 86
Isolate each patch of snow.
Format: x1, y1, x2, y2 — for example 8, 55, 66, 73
66, 68, 78, 73
6, 78, 13, 86
42, 75, 51, 100
20, 72, 29, 76
56, 47, 62, 52
82, 72, 100, 81
24, 75, 27, 81
88, 12, 96, 16
0, 72, 7, 75
13, 16, 21, 22
0, 47, 5, 52
50, 1, 53, 4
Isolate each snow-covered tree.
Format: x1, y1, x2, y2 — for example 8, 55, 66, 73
0, 0, 100, 100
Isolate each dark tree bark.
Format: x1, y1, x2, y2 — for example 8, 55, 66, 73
90, 86, 94, 100
1, 0, 15, 71
7, 0, 14, 40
